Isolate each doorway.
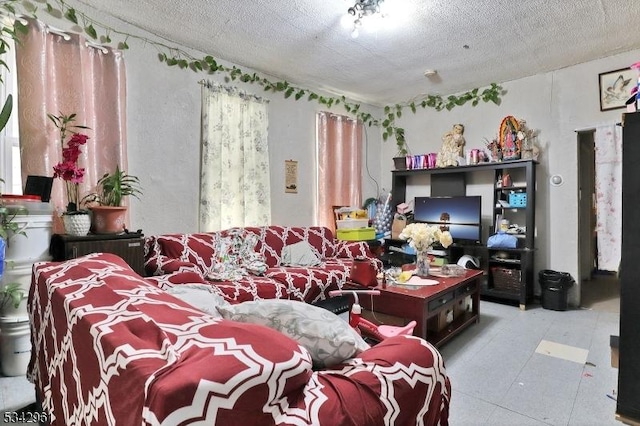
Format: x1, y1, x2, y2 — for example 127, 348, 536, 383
576, 129, 620, 311
577, 130, 596, 281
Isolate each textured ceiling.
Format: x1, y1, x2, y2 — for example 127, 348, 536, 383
76, 0, 640, 105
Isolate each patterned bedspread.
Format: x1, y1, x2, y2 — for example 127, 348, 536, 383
28, 253, 450, 425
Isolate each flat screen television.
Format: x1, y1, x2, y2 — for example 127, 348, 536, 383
413, 196, 482, 244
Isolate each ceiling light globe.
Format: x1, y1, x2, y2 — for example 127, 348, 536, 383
341, 14, 355, 29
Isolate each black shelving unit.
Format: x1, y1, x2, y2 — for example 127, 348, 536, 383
486, 161, 536, 309
617, 111, 640, 424
391, 159, 537, 309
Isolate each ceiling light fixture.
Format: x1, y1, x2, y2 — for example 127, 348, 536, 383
344, 0, 386, 38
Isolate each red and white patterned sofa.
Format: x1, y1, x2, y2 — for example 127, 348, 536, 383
144, 226, 379, 304
28, 253, 451, 425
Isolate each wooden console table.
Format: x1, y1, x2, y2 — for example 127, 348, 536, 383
49, 232, 145, 276
357, 270, 482, 347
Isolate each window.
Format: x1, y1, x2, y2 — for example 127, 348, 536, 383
316, 112, 362, 231
0, 39, 21, 195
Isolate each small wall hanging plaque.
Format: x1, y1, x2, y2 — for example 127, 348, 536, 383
285, 160, 298, 193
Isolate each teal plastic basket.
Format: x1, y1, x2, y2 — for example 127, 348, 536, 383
508, 192, 527, 208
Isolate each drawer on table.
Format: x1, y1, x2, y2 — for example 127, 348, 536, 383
428, 291, 455, 311
456, 282, 477, 298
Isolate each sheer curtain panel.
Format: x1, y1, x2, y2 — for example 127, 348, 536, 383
316, 112, 363, 231
15, 18, 127, 218
200, 81, 271, 231
594, 123, 622, 272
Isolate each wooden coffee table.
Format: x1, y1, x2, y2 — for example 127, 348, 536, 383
356, 270, 482, 347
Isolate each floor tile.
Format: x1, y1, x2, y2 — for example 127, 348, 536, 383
535, 340, 589, 364
485, 405, 554, 426
0, 376, 35, 411
569, 365, 619, 426
500, 354, 584, 425
448, 389, 496, 426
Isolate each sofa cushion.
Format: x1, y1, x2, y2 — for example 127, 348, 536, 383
217, 299, 370, 368
156, 233, 217, 274
265, 264, 349, 303
211, 275, 290, 303
280, 241, 322, 266
244, 226, 337, 267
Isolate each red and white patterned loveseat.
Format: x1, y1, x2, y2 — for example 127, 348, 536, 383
28, 253, 451, 425
144, 226, 379, 304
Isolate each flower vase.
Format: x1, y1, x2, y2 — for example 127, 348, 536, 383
415, 250, 430, 277
62, 213, 91, 236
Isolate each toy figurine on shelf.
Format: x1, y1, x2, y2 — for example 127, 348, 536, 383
485, 137, 501, 162
436, 124, 466, 167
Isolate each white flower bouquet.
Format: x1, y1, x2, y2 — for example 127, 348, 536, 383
398, 223, 453, 252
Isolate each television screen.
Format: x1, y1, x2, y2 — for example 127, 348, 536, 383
413, 196, 482, 243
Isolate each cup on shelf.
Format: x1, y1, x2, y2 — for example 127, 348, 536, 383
427, 153, 437, 168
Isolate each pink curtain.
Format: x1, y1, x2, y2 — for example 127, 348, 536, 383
316, 112, 362, 232
15, 18, 127, 225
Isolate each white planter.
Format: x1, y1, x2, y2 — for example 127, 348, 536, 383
62, 213, 91, 236
5, 214, 53, 262
0, 316, 31, 377
2, 210, 53, 319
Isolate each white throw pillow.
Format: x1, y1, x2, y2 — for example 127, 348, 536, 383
217, 299, 369, 367
280, 241, 321, 266
166, 284, 230, 318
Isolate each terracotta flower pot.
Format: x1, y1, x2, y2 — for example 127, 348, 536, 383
89, 206, 127, 234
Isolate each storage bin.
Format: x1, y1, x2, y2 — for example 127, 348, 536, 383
336, 218, 369, 229
454, 295, 472, 319
427, 308, 453, 333
491, 267, 521, 291
336, 227, 375, 241
1, 194, 53, 215
508, 192, 527, 207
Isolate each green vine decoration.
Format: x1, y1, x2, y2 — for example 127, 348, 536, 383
6, 0, 503, 155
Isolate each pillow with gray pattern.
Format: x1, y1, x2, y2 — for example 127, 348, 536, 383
217, 299, 370, 367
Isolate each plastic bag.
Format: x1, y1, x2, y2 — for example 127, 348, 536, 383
487, 232, 517, 248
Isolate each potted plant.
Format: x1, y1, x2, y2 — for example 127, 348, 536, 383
391, 128, 409, 170
49, 112, 92, 236
82, 166, 142, 234
0, 282, 25, 316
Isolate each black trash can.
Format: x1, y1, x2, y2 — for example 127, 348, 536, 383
539, 270, 575, 311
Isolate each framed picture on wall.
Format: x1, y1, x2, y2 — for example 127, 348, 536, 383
599, 68, 636, 111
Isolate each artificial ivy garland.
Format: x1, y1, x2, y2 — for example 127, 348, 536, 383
3, 0, 503, 154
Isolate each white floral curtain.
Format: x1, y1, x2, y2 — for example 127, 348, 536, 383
199, 81, 271, 231
594, 123, 622, 272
